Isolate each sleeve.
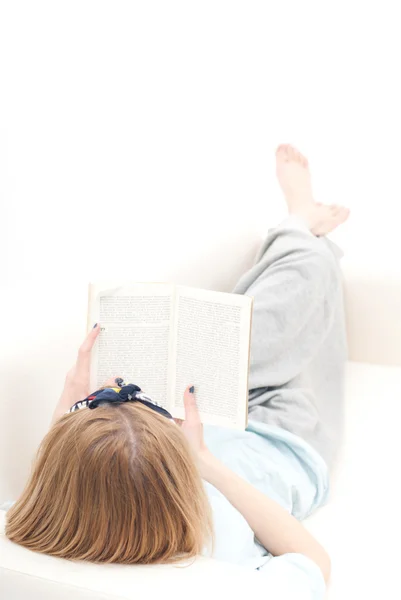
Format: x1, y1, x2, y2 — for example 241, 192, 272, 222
257, 553, 326, 600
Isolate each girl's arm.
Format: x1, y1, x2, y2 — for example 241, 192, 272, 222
180, 387, 331, 583
200, 450, 331, 582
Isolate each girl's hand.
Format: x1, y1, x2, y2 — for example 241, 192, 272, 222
51, 324, 106, 426
178, 386, 213, 476
101, 376, 125, 388
63, 324, 101, 402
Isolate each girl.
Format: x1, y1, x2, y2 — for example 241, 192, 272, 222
5, 145, 350, 599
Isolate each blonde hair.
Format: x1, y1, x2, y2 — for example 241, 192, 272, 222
6, 402, 213, 563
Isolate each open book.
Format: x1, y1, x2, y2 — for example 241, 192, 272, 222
88, 283, 253, 429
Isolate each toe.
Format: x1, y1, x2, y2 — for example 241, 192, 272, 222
287, 145, 297, 160
332, 205, 348, 218
338, 207, 350, 223
288, 145, 308, 166
299, 153, 308, 167
296, 148, 309, 167
331, 206, 350, 225
276, 144, 290, 163
276, 144, 288, 155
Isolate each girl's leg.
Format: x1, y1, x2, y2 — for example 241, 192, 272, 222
233, 215, 345, 388
233, 145, 350, 469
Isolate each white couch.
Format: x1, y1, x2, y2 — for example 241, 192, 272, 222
1, 235, 401, 600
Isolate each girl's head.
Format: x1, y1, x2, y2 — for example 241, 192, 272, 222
6, 402, 213, 563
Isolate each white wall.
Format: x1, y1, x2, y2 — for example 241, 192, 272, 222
1, 1, 400, 500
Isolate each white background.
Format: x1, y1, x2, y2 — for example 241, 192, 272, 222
2, 1, 401, 280
0, 0, 399, 501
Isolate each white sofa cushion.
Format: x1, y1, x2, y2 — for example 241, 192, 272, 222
342, 259, 401, 366
0, 537, 262, 600
305, 361, 401, 599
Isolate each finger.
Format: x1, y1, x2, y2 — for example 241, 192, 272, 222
174, 418, 183, 426
101, 376, 124, 388
76, 324, 101, 377
79, 324, 101, 354
183, 386, 200, 425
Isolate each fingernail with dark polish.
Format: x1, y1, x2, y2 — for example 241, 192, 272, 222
189, 386, 195, 394
93, 323, 98, 329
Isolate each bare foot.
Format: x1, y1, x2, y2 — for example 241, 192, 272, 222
311, 203, 350, 236
275, 144, 350, 235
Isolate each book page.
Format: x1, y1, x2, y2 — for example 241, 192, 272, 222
88, 282, 175, 409
171, 285, 253, 429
